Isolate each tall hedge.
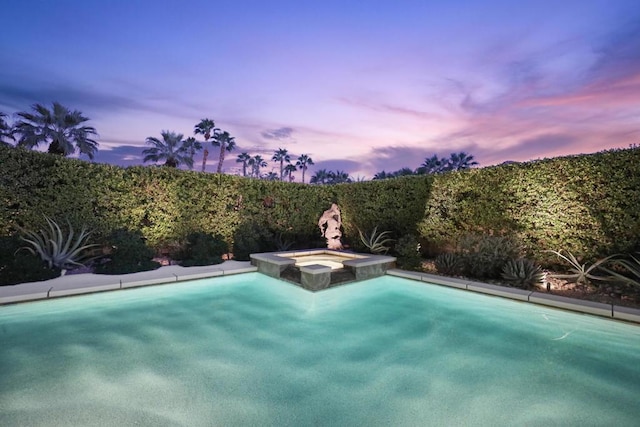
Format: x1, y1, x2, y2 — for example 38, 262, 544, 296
418, 148, 640, 262
1, 145, 639, 263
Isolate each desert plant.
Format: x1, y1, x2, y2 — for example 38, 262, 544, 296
457, 234, 522, 279
358, 226, 394, 255
94, 229, 160, 274
394, 234, 422, 270
434, 252, 465, 276
17, 216, 98, 270
546, 250, 615, 285
501, 258, 545, 289
0, 235, 61, 285
180, 232, 228, 267
274, 232, 295, 251
602, 252, 640, 287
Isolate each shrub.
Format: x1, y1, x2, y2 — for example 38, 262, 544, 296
501, 258, 545, 289
394, 234, 422, 270
94, 229, 160, 274
232, 222, 274, 261
180, 232, 228, 267
434, 252, 464, 276
457, 234, 521, 279
0, 235, 60, 285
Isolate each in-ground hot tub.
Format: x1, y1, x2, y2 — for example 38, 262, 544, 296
250, 249, 396, 291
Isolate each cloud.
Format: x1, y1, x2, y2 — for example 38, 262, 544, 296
475, 133, 577, 163
92, 145, 145, 168
261, 127, 294, 140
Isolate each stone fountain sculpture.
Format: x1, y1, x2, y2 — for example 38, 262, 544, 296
318, 203, 343, 250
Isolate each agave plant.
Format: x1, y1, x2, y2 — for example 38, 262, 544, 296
545, 250, 615, 285
501, 258, 545, 289
602, 252, 640, 288
434, 252, 464, 276
274, 232, 294, 251
358, 227, 394, 255
18, 216, 99, 270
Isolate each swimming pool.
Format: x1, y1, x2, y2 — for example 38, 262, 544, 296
1, 273, 639, 425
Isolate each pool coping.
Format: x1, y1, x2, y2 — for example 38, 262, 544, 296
0, 261, 257, 305
2, 262, 638, 325
387, 269, 640, 324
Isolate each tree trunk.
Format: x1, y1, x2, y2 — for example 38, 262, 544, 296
201, 148, 208, 172
217, 143, 226, 173
48, 140, 66, 156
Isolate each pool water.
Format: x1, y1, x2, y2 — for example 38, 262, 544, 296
1, 273, 639, 426
290, 254, 350, 270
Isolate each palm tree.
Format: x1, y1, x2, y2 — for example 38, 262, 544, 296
14, 102, 99, 159
194, 118, 218, 172
447, 151, 478, 171
212, 130, 236, 174
264, 171, 279, 181
272, 148, 290, 180
249, 155, 267, 177
329, 170, 351, 184
373, 171, 390, 180
418, 155, 446, 174
310, 168, 330, 184
183, 137, 203, 170
236, 152, 251, 176
0, 112, 14, 146
296, 154, 314, 183
284, 163, 297, 182
395, 167, 416, 177
143, 130, 193, 168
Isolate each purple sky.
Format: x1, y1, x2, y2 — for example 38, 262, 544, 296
1, 0, 639, 179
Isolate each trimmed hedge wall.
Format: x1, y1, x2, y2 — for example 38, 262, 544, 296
418, 148, 640, 262
1, 145, 639, 264
0, 147, 429, 252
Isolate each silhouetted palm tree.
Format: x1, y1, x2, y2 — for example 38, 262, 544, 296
236, 152, 251, 176
264, 171, 279, 181
0, 112, 14, 146
272, 148, 291, 180
183, 137, 203, 170
329, 170, 351, 184
14, 102, 99, 159
373, 171, 390, 180
143, 131, 192, 168
249, 155, 267, 177
418, 155, 446, 174
310, 168, 330, 184
284, 163, 297, 182
447, 151, 478, 170
194, 118, 218, 172
296, 154, 314, 183
212, 130, 236, 173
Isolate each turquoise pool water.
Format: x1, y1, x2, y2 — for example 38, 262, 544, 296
1, 273, 639, 426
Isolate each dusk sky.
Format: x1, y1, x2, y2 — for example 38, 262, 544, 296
1, 0, 639, 179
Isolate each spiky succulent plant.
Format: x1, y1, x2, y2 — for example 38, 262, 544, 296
18, 216, 98, 270
434, 252, 464, 276
501, 258, 545, 289
358, 226, 394, 255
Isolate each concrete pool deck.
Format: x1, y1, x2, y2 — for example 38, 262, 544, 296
0, 261, 257, 304
1, 261, 639, 325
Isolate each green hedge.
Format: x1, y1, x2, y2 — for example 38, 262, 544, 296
2, 145, 639, 265
418, 148, 640, 262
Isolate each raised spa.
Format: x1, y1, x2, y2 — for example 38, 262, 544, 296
250, 249, 396, 291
